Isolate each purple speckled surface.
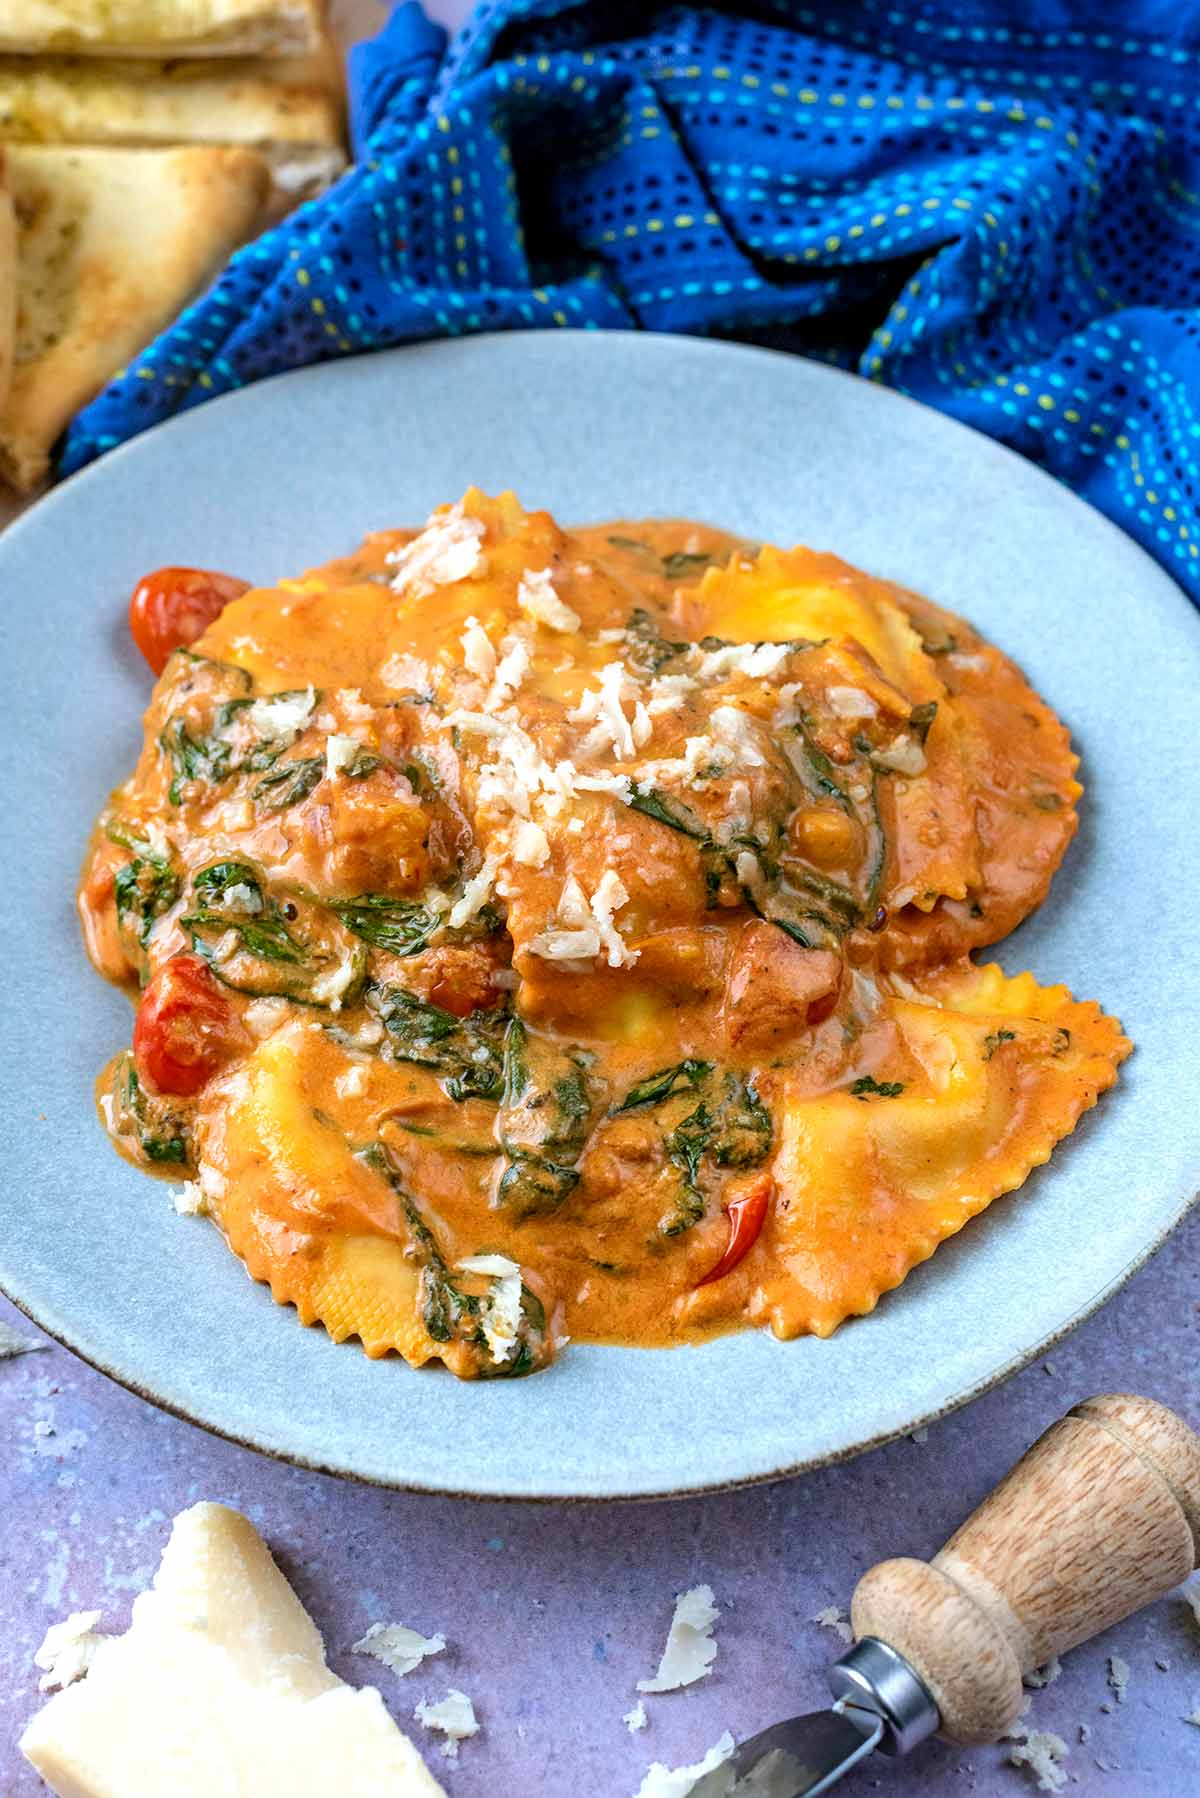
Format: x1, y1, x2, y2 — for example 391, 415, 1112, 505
3, 1213, 1197, 1798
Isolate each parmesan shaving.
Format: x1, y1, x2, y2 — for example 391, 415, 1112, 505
1005, 1727, 1070, 1792
1107, 1653, 1129, 1703
623, 1701, 648, 1733
413, 1689, 479, 1759
388, 504, 486, 598
810, 1605, 853, 1646
351, 1622, 446, 1680
529, 872, 636, 968
334, 1064, 368, 1099
517, 568, 580, 633
456, 1255, 523, 1364
637, 1586, 720, 1694
632, 1730, 735, 1798
34, 1612, 107, 1693
379, 651, 433, 693
709, 704, 766, 768
590, 870, 637, 968
1024, 1658, 1062, 1690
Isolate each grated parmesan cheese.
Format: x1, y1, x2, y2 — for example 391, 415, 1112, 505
517, 568, 580, 633
873, 734, 926, 776
460, 616, 496, 681
244, 687, 316, 743
379, 651, 433, 692
488, 637, 531, 709
637, 1586, 720, 1694
388, 504, 486, 598
324, 734, 362, 777
695, 640, 791, 681
413, 1689, 479, 1759
590, 870, 637, 968
447, 854, 499, 930
34, 1613, 107, 1693
335, 687, 375, 723
709, 704, 766, 768
334, 1064, 368, 1100
510, 820, 551, 869
632, 1731, 735, 1798
456, 1255, 523, 1363
623, 1701, 648, 1733
351, 1621, 446, 1680
529, 872, 636, 968
570, 662, 641, 759
1023, 1658, 1062, 1690
243, 996, 290, 1040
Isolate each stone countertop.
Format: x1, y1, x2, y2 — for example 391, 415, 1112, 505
2, 1212, 1197, 1798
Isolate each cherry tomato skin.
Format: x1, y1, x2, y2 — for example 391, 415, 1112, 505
133, 955, 238, 1097
696, 1171, 773, 1287
128, 567, 251, 675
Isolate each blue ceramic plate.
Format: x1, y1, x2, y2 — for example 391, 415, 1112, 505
1, 334, 1196, 1499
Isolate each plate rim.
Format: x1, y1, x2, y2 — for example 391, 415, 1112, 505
3, 329, 1199, 1500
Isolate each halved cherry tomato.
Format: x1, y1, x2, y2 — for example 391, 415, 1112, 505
128, 567, 251, 675
696, 1170, 773, 1287
133, 955, 240, 1096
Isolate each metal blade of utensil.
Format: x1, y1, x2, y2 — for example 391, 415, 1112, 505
688, 1705, 883, 1798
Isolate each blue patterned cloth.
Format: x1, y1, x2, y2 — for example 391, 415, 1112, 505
65, 2, 1200, 604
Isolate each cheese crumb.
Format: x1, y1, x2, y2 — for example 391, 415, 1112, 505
388, 505, 486, 598
456, 1255, 523, 1364
632, 1730, 735, 1798
1107, 1653, 1129, 1703
413, 1689, 479, 1759
623, 1700, 648, 1733
379, 651, 433, 693
488, 637, 531, 708
570, 661, 640, 759
511, 821, 551, 869
811, 1605, 853, 1646
34, 1612, 107, 1692
637, 1586, 719, 1694
243, 996, 290, 1040
351, 1622, 446, 1680
1024, 1657, 1062, 1689
171, 1182, 208, 1217
517, 568, 580, 633
0, 1321, 45, 1359
1005, 1727, 1069, 1792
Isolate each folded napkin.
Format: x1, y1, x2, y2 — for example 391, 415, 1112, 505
65, 0, 1200, 605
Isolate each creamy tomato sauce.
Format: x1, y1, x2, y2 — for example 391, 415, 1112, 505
79, 493, 1129, 1378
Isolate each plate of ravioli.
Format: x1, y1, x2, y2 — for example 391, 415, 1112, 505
0, 333, 1196, 1496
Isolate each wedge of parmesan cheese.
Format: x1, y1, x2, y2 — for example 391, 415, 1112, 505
637, 1585, 720, 1693
20, 1502, 448, 1798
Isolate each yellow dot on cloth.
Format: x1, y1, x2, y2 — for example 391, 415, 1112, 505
830, 93, 847, 105
1146, 490, 1159, 504
674, 213, 694, 227
1014, 382, 1030, 395
1165, 507, 1177, 520
895, 203, 912, 216
296, 268, 310, 286
870, 212, 886, 227
878, 329, 893, 346
858, 94, 876, 108
646, 218, 664, 232
311, 297, 325, 315
437, 114, 451, 133
894, 304, 908, 320
1116, 433, 1131, 448
849, 224, 864, 237
800, 88, 819, 104
1065, 409, 1081, 422
136, 367, 155, 380
198, 373, 214, 389
824, 234, 841, 251
1038, 394, 1055, 410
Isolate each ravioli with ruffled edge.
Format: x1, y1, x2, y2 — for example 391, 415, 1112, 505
78, 491, 1129, 1377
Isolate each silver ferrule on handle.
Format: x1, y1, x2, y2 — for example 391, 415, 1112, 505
827, 1637, 940, 1757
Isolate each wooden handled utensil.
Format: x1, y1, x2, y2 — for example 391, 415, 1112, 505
692, 1393, 1200, 1797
